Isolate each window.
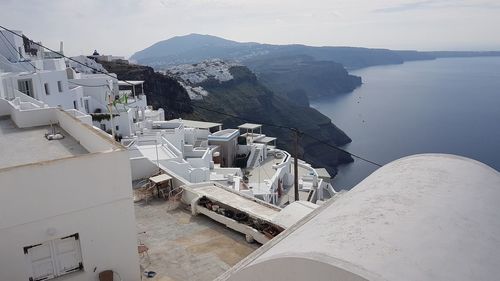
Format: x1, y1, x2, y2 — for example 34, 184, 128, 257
100, 124, 106, 131
73, 100, 77, 109
57, 81, 63, 92
44, 83, 50, 95
84, 100, 89, 113
17, 79, 34, 97
24, 233, 83, 281
115, 125, 119, 131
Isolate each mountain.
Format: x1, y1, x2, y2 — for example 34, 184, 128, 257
245, 55, 361, 106
131, 34, 262, 67
130, 34, 428, 69
132, 34, 369, 102
100, 59, 353, 175
131, 34, 500, 70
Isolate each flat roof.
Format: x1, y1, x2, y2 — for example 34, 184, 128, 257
314, 168, 331, 179
118, 80, 144, 86
0, 117, 89, 169
185, 183, 281, 222
271, 201, 318, 228
181, 119, 222, 130
238, 123, 262, 130
208, 129, 239, 141
254, 136, 276, 144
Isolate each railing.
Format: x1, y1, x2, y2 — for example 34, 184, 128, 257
267, 150, 292, 205
161, 136, 182, 158
65, 109, 92, 125
9, 87, 46, 108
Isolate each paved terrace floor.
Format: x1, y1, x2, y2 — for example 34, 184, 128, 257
135, 199, 259, 281
0, 117, 88, 169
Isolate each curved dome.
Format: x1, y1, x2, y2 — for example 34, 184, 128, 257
222, 154, 500, 281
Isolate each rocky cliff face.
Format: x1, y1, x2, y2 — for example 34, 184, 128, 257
245, 55, 362, 106
101, 60, 353, 175
183, 65, 354, 174
98, 60, 193, 119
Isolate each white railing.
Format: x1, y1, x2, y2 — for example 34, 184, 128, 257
10, 88, 46, 108
161, 136, 182, 158
65, 109, 92, 125
267, 150, 292, 205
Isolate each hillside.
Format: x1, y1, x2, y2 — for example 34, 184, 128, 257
101, 59, 353, 175
130, 34, 432, 69
131, 33, 500, 70
245, 55, 362, 106
180, 64, 354, 174
98, 60, 193, 119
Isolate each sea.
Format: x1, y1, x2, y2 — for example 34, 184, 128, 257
310, 57, 500, 190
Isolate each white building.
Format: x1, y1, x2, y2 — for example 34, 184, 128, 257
0, 97, 141, 281
0, 29, 164, 140
125, 118, 334, 206
217, 154, 500, 281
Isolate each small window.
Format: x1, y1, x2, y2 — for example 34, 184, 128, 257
100, 124, 106, 131
24, 233, 83, 281
44, 83, 50, 95
57, 81, 63, 92
73, 100, 77, 109
17, 79, 34, 97
115, 125, 119, 131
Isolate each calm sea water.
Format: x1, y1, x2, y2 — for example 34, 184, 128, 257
311, 57, 500, 190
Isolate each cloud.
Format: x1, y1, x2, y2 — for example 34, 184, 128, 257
1, 0, 499, 56
373, 0, 500, 13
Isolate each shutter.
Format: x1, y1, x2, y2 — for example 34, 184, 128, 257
25, 242, 56, 281
54, 235, 83, 276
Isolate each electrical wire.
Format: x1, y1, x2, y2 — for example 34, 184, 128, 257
0, 32, 33, 72
0, 29, 39, 71
68, 80, 110, 88
175, 100, 383, 167
0, 25, 135, 87
0, 24, 382, 168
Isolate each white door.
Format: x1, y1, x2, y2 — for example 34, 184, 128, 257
54, 234, 83, 275
24, 234, 83, 281
24, 242, 56, 281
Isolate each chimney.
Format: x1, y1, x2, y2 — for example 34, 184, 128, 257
59, 41, 64, 55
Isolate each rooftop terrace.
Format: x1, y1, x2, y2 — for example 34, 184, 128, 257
0, 117, 88, 169
135, 200, 258, 281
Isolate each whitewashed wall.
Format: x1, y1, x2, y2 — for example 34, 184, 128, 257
0, 150, 140, 281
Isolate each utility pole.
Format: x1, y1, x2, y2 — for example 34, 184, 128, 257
293, 128, 300, 201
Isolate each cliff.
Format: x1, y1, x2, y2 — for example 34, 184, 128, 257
182, 65, 354, 174
245, 55, 362, 106
98, 60, 193, 119
101, 60, 353, 175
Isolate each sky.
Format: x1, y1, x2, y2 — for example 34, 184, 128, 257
1, 0, 499, 58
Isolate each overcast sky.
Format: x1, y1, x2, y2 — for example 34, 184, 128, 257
1, 0, 499, 57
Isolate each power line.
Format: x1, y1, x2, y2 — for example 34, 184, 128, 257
185, 102, 291, 130
174, 100, 383, 167
68, 80, 110, 88
0, 24, 382, 168
0, 29, 39, 71
300, 132, 382, 167
0, 32, 33, 72
0, 25, 134, 87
